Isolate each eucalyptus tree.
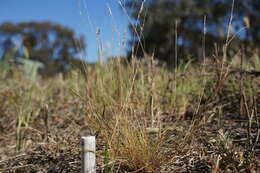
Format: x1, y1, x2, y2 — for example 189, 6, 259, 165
125, 0, 260, 64
0, 21, 86, 76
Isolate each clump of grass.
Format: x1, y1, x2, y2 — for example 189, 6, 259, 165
78, 59, 171, 172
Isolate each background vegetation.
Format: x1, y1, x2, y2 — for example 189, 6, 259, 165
0, 21, 86, 76
126, 0, 260, 64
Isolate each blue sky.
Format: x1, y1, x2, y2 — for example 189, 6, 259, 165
0, 0, 131, 62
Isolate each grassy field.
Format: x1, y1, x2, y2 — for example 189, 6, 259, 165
0, 55, 259, 172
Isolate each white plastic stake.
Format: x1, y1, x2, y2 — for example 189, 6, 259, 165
81, 136, 96, 173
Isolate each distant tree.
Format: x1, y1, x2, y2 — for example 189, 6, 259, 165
125, 0, 260, 65
0, 21, 86, 76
